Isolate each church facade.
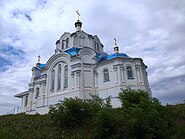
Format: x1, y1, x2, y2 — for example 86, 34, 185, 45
15, 19, 151, 114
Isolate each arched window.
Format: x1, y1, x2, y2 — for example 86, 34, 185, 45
63, 65, 68, 88
35, 88, 39, 99
57, 64, 61, 90
126, 66, 134, 79
62, 40, 65, 49
66, 38, 69, 48
103, 69, 110, 82
95, 42, 99, 52
51, 69, 55, 91
97, 43, 99, 51
25, 96, 28, 107
80, 36, 85, 46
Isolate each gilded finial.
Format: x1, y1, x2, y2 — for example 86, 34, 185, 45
37, 55, 41, 63
76, 10, 80, 21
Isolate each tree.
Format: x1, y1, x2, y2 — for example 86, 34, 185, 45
119, 89, 170, 139
48, 95, 111, 128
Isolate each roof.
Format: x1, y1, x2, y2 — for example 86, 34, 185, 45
34, 63, 46, 70
64, 47, 81, 56
14, 91, 29, 98
32, 63, 46, 79
39, 64, 46, 68
99, 53, 129, 62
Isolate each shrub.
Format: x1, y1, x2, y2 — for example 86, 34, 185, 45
49, 95, 111, 128
119, 89, 170, 139
49, 97, 90, 127
92, 108, 126, 139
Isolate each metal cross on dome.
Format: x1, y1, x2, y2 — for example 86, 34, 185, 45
76, 10, 80, 20
38, 55, 41, 63
114, 38, 117, 45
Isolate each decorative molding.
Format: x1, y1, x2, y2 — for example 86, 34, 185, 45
71, 63, 81, 68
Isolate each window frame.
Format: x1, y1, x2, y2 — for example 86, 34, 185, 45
25, 95, 28, 107
57, 64, 62, 90
50, 69, 55, 91
35, 87, 39, 99
66, 38, 69, 48
126, 66, 134, 79
103, 68, 110, 82
63, 65, 68, 89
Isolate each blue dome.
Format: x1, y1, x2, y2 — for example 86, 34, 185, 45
64, 47, 81, 56
39, 64, 46, 68
100, 53, 129, 61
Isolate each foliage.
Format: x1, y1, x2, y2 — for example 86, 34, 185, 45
119, 89, 170, 139
49, 97, 90, 127
0, 113, 92, 139
91, 108, 125, 139
0, 114, 64, 139
48, 95, 111, 128
166, 104, 185, 139
166, 104, 185, 121
119, 88, 151, 108
1, 90, 185, 139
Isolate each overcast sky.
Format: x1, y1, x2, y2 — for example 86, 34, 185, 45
0, 0, 185, 115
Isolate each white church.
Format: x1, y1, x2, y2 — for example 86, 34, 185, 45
15, 16, 151, 114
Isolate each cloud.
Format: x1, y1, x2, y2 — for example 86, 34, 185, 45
0, 0, 185, 114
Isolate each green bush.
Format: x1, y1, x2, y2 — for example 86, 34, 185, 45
48, 96, 111, 128
119, 89, 170, 139
92, 108, 125, 139
0, 114, 64, 139
49, 97, 90, 127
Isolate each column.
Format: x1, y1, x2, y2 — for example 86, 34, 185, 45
136, 66, 142, 82
76, 71, 80, 88
114, 67, 119, 84
61, 66, 64, 90
20, 97, 23, 112
71, 73, 75, 89
94, 72, 98, 87
54, 68, 58, 92
120, 67, 125, 83
118, 66, 121, 84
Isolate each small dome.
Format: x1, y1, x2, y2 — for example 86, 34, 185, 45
75, 20, 82, 31
75, 20, 82, 28
64, 47, 81, 56
100, 53, 129, 62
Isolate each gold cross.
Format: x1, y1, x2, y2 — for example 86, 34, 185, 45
76, 10, 80, 20
38, 55, 41, 63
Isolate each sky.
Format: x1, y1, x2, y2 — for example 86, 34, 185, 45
0, 0, 185, 115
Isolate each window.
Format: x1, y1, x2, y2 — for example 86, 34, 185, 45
57, 64, 61, 90
126, 66, 134, 79
66, 38, 69, 48
97, 43, 99, 51
103, 69, 110, 82
62, 40, 65, 49
51, 69, 55, 91
80, 36, 85, 46
25, 96, 28, 107
35, 88, 39, 99
63, 65, 68, 88
61, 38, 69, 49
95, 42, 99, 51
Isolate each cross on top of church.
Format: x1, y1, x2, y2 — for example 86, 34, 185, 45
38, 55, 41, 63
76, 10, 80, 21
114, 38, 117, 45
